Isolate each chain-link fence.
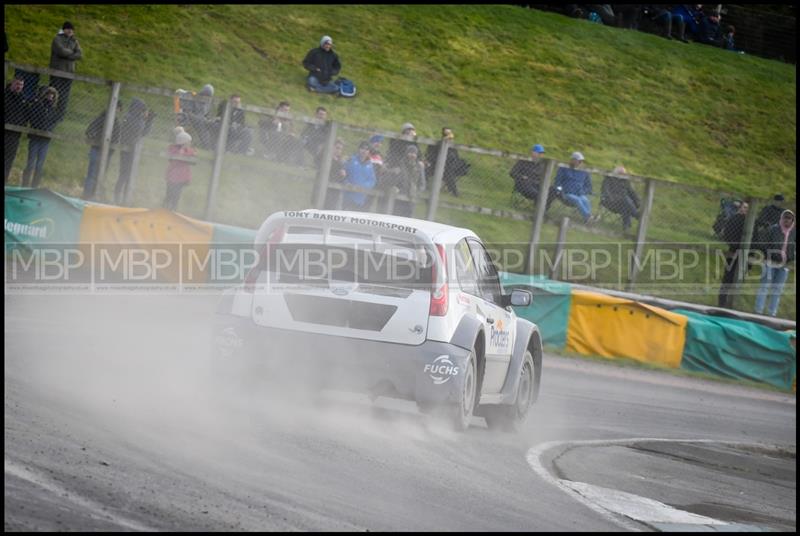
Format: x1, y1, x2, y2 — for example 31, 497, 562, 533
4, 60, 796, 320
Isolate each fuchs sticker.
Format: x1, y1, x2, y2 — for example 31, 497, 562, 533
424, 355, 460, 385
215, 327, 243, 358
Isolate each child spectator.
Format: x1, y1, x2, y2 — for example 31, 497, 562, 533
302, 35, 341, 94
162, 127, 197, 211
21, 86, 59, 188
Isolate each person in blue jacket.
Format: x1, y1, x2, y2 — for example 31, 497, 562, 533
343, 141, 377, 210
554, 151, 594, 224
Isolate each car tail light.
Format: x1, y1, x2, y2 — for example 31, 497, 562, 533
430, 243, 448, 317
243, 225, 285, 293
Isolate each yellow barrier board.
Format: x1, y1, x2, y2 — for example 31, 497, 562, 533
78, 205, 214, 284
566, 290, 688, 368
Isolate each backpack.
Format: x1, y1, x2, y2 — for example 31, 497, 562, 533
336, 78, 356, 98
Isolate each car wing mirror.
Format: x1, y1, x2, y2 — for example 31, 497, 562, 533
503, 288, 532, 307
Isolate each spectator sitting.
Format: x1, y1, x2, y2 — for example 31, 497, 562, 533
717, 201, 749, 308
669, 5, 704, 39
259, 100, 303, 164
642, 5, 689, 42
301, 106, 330, 167
425, 127, 470, 197
302, 35, 341, 94
81, 99, 123, 200
342, 141, 377, 210
697, 11, 723, 47
554, 151, 593, 224
163, 127, 197, 211
600, 165, 641, 232
509, 144, 554, 209
21, 86, 59, 188
4, 76, 29, 184
48, 21, 82, 124
754, 210, 796, 317
217, 94, 253, 155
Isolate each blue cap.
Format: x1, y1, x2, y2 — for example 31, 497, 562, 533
369, 135, 384, 143
531, 144, 545, 154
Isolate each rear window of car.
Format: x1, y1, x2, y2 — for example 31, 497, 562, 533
267, 244, 433, 289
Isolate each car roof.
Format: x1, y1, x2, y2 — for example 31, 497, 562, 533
268, 209, 478, 243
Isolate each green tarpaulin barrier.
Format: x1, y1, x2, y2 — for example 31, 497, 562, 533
500, 272, 572, 348
208, 221, 258, 283
4, 187, 88, 250
676, 309, 796, 391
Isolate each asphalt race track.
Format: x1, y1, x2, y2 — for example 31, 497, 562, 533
4, 294, 796, 531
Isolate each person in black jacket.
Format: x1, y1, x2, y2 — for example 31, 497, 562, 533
509, 144, 554, 208
302, 35, 341, 94
600, 165, 641, 232
425, 127, 470, 197
114, 98, 155, 204
82, 100, 123, 199
717, 201, 749, 308
4, 76, 29, 183
21, 86, 59, 188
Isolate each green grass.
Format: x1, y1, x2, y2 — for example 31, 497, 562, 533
4, 5, 796, 319
5, 5, 795, 194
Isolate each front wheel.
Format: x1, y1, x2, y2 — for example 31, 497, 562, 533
450, 348, 477, 431
484, 349, 535, 432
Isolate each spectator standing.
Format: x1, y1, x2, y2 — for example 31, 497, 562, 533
176, 84, 216, 150
4, 76, 29, 183
260, 100, 302, 163
48, 21, 82, 124
754, 194, 786, 248
114, 97, 155, 205
81, 99, 123, 200
554, 151, 593, 224
717, 201, 749, 309
163, 127, 197, 211
754, 210, 796, 317
509, 144, 554, 207
386, 122, 421, 168
643, 5, 689, 42
368, 134, 386, 180
722, 25, 743, 53
323, 138, 347, 209
302, 35, 341, 94
600, 165, 641, 231
217, 94, 253, 155
425, 127, 470, 197
342, 141, 377, 210
384, 144, 424, 217
669, 5, 704, 39
301, 106, 330, 166
21, 86, 59, 188
615, 5, 642, 29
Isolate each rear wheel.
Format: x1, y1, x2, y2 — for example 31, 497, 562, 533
484, 349, 535, 432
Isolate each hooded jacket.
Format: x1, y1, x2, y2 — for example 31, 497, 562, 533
49, 30, 82, 73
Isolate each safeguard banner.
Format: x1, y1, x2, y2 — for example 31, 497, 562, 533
566, 290, 688, 368
77, 205, 215, 284
500, 272, 572, 348
676, 309, 797, 391
4, 187, 87, 249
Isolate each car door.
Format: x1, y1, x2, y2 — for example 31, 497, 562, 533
466, 238, 515, 394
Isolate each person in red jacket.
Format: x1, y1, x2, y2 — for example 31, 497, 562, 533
162, 127, 197, 211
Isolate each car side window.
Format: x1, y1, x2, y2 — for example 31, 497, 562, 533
454, 239, 480, 296
467, 239, 503, 305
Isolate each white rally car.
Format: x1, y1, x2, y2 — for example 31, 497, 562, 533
214, 210, 543, 431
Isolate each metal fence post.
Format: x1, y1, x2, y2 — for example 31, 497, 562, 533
626, 178, 656, 291
97, 81, 121, 198
205, 97, 232, 221
122, 138, 144, 206
526, 158, 556, 274
384, 187, 397, 215
730, 196, 759, 308
425, 139, 449, 221
549, 216, 570, 279
312, 120, 338, 209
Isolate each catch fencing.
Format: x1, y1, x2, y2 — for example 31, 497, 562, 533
4, 60, 795, 320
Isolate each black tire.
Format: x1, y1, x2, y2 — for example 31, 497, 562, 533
450, 348, 478, 432
484, 349, 535, 432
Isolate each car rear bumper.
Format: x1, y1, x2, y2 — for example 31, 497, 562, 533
213, 314, 471, 404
